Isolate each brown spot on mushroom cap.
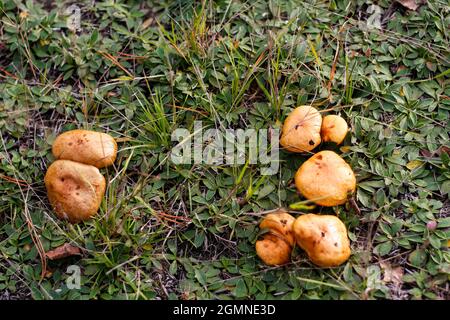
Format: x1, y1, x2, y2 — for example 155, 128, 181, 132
294, 150, 356, 206
280, 106, 322, 153
44, 160, 106, 223
52, 129, 117, 168
293, 214, 351, 267
321, 115, 348, 145
259, 209, 296, 246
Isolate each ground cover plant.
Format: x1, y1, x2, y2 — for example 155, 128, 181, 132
0, 0, 449, 300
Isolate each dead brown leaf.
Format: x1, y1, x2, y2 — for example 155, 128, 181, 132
46, 243, 82, 260
141, 17, 154, 30
380, 261, 404, 287
437, 146, 450, 156
397, 0, 419, 10
420, 146, 450, 158
420, 149, 433, 158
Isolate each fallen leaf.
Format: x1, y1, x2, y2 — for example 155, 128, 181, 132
426, 61, 436, 72
44, 270, 53, 278
420, 149, 434, 158
380, 261, 404, 287
340, 146, 351, 153
46, 243, 82, 260
406, 160, 424, 170
115, 137, 132, 143
141, 17, 154, 30
420, 146, 450, 158
396, 65, 406, 72
19, 11, 29, 20
437, 146, 450, 156
397, 0, 419, 11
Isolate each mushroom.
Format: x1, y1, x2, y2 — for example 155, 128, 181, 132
52, 129, 117, 168
255, 233, 292, 266
280, 105, 322, 153
294, 150, 356, 206
321, 115, 348, 145
44, 160, 106, 223
259, 209, 296, 246
256, 210, 295, 265
293, 214, 351, 267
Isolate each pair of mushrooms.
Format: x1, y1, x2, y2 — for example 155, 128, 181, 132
256, 106, 356, 267
256, 210, 350, 267
44, 130, 117, 223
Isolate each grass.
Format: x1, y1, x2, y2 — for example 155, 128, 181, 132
0, 0, 449, 300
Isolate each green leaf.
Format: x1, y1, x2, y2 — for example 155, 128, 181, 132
169, 260, 178, 275
90, 29, 99, 43
289, 201, 316, 210
437, 217, 450, 228
375, 241, 392, 256
375, 189, 386, 206
441, 181, 450, 197
429, 235, 441, 249
409, 249, 427, 267
357, 189, 371, 208
194, 269, 207, 286
257, 184, 275, 199
233, 279, 248, 298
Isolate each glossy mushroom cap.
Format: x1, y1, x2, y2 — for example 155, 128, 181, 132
44, 160, 106, 223
52, 129, 117, 168
321, 115, 348, 145
293, 214, 351, 267
294, 150, 356, 206
280, 106, 322, 153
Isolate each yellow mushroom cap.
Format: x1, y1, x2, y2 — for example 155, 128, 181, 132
280, 106, 322, 153
255, 233, 291, 266
44, 160, 106, 223
293, 214, 351, 267
52, 129, 117, 168
321, 115, 348, 145
294, 150, 356, 206
259, 209, 296, 246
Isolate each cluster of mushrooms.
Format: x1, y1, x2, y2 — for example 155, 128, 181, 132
44, 110, 353, 268
44, 130, 117, 223
256, 106, 356, 268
